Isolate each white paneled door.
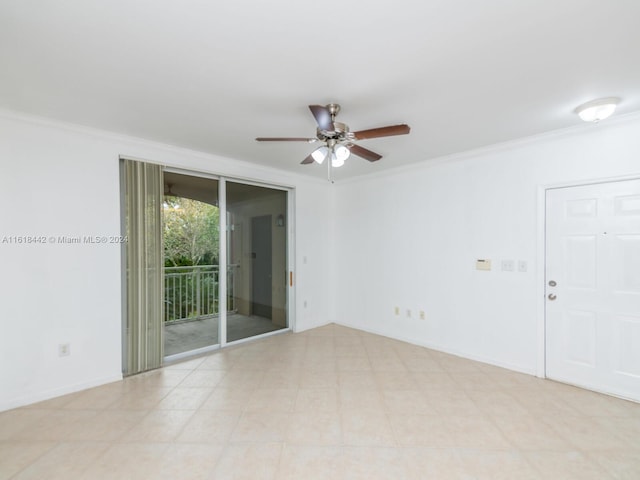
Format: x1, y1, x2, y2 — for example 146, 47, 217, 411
546, 179, 640, 402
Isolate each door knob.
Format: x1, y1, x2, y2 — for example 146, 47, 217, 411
548, 280, 557, 287
548, 293, 557, 301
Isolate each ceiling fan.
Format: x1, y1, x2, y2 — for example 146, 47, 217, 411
255, 104, 410, 177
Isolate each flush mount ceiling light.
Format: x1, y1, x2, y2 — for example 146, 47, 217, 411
574, 97, 620, 123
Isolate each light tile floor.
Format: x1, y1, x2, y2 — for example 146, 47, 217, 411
1, 324, 639, 479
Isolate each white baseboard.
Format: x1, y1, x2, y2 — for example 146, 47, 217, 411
334, 320, 536, 377
293, 319, 333, 333
1, 373, 123, 412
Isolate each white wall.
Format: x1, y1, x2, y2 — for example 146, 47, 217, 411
0, 111, 332, 411
332, 113, 640, 374
3, 108, 639, 411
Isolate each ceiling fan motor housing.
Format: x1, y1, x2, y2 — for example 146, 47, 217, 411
317, 121, 351, 141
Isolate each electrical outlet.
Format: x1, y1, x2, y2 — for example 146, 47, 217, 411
518, 260, 528, 272
419, 310, 425, 320
58, 343, 70, 357
394, 306, 399, 316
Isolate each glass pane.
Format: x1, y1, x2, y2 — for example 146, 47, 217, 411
163, 172, 220, 356
226, 181, 288, 342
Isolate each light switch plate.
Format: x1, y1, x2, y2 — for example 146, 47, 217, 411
501, 260, 515, 271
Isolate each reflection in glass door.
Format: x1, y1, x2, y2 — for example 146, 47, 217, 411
225, 181, 288, 342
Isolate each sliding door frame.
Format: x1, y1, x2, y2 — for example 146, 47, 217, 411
158, 167, 295, 357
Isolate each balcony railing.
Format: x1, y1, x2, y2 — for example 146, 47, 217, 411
164, 264, 237, 324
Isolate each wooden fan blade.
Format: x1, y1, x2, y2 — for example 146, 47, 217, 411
348, 144, 383, 162
255, 137, 316, 142
308, 105, 333, 131
301, 154, 314, 165
352, 124, 410, 140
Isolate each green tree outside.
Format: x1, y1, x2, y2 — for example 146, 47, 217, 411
163, 196, 219, 267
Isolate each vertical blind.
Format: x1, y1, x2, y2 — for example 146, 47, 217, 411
123, 159, 164, 375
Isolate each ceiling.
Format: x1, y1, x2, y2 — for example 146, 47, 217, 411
1, 1, 639, 181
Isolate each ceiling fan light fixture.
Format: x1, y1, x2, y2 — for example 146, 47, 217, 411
332, 145, 350, 168
574, 97, 620, 123
331, 154, 345, 168
311, 146, 328, 164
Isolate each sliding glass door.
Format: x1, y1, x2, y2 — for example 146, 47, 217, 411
158, 172, 289, 360
124, 162, 292, 370
225, 181, 288, 343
